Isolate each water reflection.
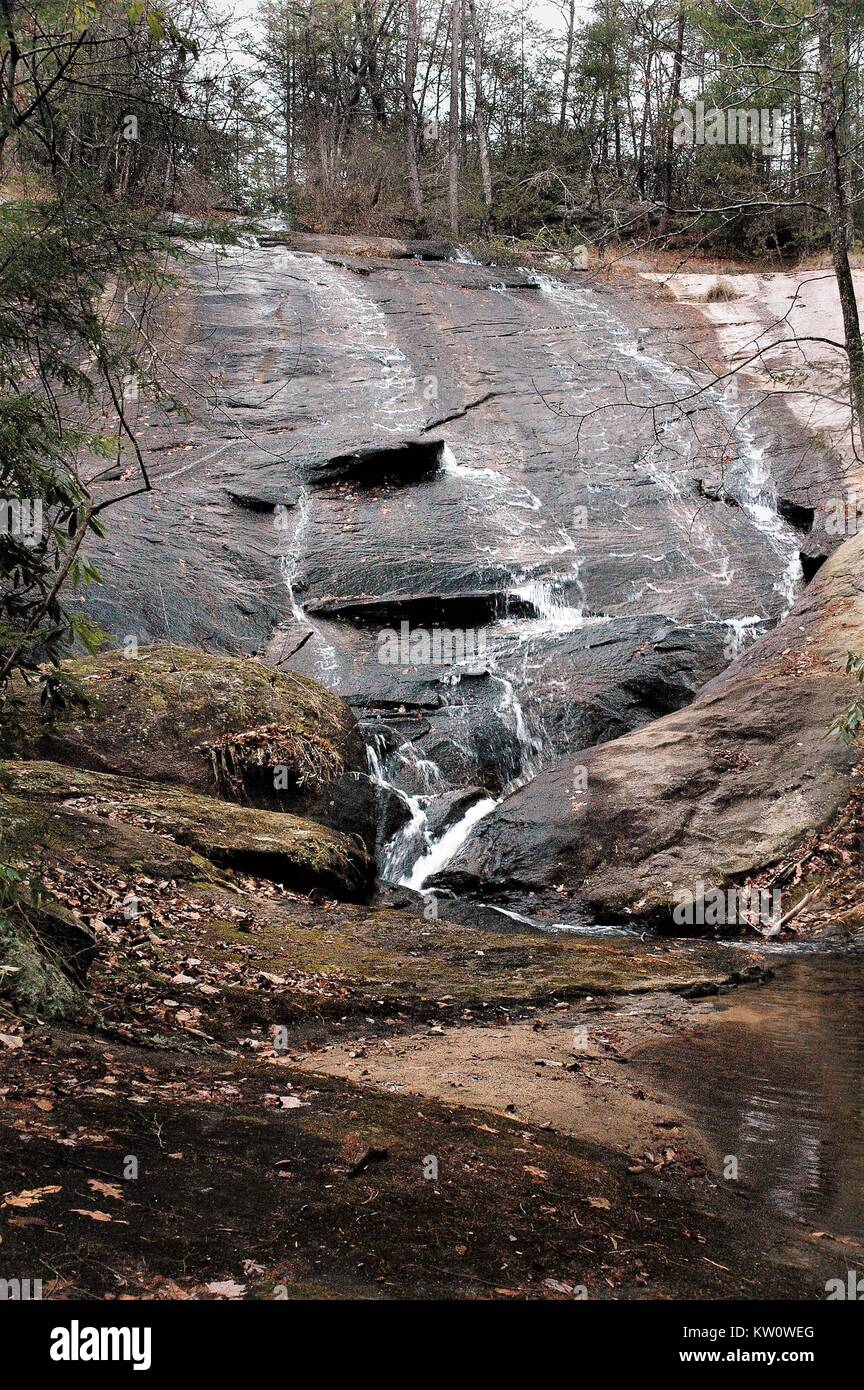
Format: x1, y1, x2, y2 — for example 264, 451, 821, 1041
637, 955, 864, 1236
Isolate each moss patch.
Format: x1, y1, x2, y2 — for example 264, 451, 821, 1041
0, 759, 371, 901
3, 645, 365, 822
0, 899, 94, 1022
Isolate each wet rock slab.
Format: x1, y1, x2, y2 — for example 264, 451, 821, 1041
74, 242, 846, 872
444, 531, 864, 922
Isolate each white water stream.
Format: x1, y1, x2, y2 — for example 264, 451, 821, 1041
277, 253, 804, 899
531, 270, 803, 638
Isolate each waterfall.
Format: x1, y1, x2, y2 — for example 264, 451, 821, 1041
276, 495, 341, 686
532, 267, 803, 647
366, 732, 449, 884
403, 796, 498, 891
277, 252, 805, 901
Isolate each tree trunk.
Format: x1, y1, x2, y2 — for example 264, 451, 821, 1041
0, 0, 20, 177
841, 15, 855, 249
818, 0, 864, 441
792, 66, 805, 196
307, 0, 329, 189
460, 0, 468, 163
636, 48, 654, 199
467, 0, 491, 210
448, 0, 461, 237
657, 7, 685, 237
558, 0, 575, 134
404, 0, 424, 218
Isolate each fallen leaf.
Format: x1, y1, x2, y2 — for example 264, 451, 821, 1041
543, 1278, 576, 1294
88, 1180, 123, 1200
205, 1280, 246, 1299
2, 1185, 61, 1209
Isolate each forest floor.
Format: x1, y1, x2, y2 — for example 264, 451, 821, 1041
1, 880, 856, 1300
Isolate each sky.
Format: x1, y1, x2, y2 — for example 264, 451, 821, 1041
215, 0, 578, 41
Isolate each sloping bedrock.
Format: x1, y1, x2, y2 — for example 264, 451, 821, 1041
437, 530, 864, 923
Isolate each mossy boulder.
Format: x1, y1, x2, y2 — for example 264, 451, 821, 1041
5, 646, 375, 848
0, 770, 220, 885
0, 760, 372, 900
0, 897, 96, 1021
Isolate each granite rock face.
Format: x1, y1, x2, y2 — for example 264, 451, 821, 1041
76, 241, 844, 889
438, 530, 864, 924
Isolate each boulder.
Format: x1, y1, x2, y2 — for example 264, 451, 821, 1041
256, 231, 410, 258
0, 760, 371, 900
406, 239, 461, 261
6, 647, 376, 849
423, 786, 489, 841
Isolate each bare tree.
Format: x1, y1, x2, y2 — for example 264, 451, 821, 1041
558, 0, 576, 134
818, 0, 864, 436
657, 5, 686, 238
448, 0, 461, 236
404, 0, 424, 220
468, 0, 491, 211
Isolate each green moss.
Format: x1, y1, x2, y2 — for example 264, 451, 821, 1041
8, 646, 361, 818
0, 758, 370, 898
0, 907, 85, 1021
201, 894, 746, 1016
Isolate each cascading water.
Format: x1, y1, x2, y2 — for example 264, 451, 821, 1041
723, 390, 802, 614
530, 269, 803, 647
402, 795, 499, 891
277, 251, 806, 903
276, 493, 341, 686
363, 626, 544, 892
366, 731, 448, 883
382, 656, 547, 894
374, 434, 600, 891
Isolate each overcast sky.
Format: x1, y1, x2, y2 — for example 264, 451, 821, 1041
215, 0, 577, 42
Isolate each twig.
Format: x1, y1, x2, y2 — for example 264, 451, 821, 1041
275, 631, 313, 665
778, 886, 822, 928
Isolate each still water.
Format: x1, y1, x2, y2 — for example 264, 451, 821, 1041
638, 953, 864, 1238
